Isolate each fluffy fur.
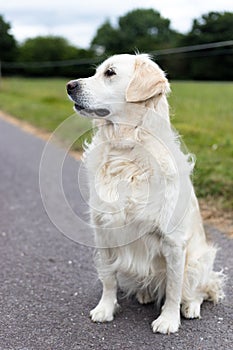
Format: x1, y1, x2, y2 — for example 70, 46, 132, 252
67, 54, 225, 334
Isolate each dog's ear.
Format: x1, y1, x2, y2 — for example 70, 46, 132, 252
126, 58, 170, 102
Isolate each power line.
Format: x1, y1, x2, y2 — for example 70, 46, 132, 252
2, 40, 233, 69
150, 40, 233, 56
156, 49, 233, 60
2, 57, 102, 68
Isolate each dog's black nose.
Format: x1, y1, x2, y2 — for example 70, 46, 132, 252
66, 80, 80, 93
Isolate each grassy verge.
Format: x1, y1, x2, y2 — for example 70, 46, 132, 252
169, 81, 233, 209
0, 77, 232, 209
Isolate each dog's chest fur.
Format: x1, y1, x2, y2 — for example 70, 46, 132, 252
84, 125, 184, 235
86, 140, 166, 228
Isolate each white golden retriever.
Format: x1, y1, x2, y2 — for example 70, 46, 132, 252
67, 54, 225, 334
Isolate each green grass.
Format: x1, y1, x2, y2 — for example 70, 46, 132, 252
169, 81, 233, 208
0, 77, 232, 208
0, 77, 92, 143
0, 77, 93, 150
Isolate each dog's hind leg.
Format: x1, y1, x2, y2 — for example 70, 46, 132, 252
181, 299, 202, 319
181, 243, 225, 320
136, 288, 154, 304
181, 269, 225, 319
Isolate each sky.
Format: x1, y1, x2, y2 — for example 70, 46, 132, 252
1, 0, 233, 48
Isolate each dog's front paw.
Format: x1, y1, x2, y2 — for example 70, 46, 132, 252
151, 313, 180, 334
90, 301, 119, 323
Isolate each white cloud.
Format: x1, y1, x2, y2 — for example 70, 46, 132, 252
1, 0, 233, 48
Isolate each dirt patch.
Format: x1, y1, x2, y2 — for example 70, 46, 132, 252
199, 199, 233, 238
1, 110, 232, 238
0, 110, 51, 142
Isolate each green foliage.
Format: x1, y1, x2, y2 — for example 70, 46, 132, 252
92, 21, 121, 54
185, 12, 233, 44
0, 15, 17, 61
180, 12, 233, 80
91, 9, 183, 54
19, 36, 74, 62
18, 36, 96, 77
91, 10, 233, 80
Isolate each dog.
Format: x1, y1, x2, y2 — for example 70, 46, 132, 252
66, 54, 225, 334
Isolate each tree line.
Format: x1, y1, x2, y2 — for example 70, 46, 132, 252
0, 9, 232, 80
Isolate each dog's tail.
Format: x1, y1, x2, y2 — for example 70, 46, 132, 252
204, 269, 226, 303
182, 243, 226, 304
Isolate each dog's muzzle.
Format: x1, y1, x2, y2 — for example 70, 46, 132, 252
66, 80, 110, 118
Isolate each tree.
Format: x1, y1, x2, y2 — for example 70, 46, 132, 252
91, 9, 183, 55
184, 12, 233, 44
19, 36, 76, 62
18, 36, 95, 77
91, 21, 121, 54
181, 12, 233, 80
0, 15, 17, 61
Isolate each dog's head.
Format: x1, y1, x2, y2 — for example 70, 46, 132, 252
67, 54, 170, 120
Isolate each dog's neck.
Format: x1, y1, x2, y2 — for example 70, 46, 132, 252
93, 120, 139, 149
145, 94, 170, 123
92, 96, 171, 150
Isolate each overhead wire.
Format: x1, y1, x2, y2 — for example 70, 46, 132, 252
1, 40, 233, 69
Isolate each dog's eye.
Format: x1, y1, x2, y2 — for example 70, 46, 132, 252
104, 68, 116, 77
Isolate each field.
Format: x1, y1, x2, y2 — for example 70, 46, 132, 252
0, 77, 232, 209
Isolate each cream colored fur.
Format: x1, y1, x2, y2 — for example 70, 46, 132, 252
67, 54, 225, 334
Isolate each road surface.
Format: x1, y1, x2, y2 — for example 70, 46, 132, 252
0, 116, 232, 350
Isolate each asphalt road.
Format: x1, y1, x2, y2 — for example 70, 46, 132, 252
0, 116, 232, 350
